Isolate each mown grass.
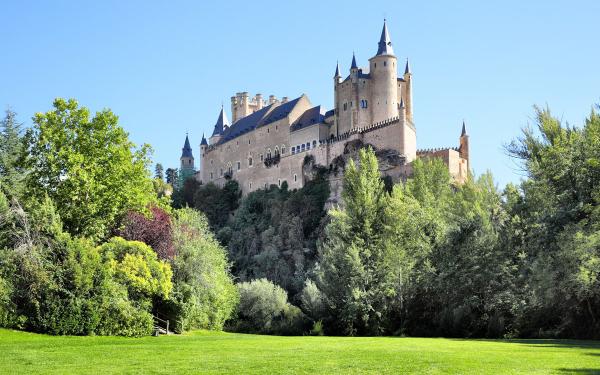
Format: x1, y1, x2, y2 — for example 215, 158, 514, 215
1, 329, 599, 374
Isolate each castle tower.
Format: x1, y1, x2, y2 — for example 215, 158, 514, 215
459, 121, 469, 166
199, 133, 208, 171
209, 106, 228, 145
180, 134, 194, 170
403, 59, 413, 123
369, 19, 398, 124
333, 61, 341, 136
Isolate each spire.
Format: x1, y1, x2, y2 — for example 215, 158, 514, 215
461, 120, 467, 136
334, 61, 340, 77
351, 53, 358, 69
212, 105, 229, 136
404, 58, 411, 75
376, 19, 394, 56
181, 134, 193, 158
200, 132, 207, 146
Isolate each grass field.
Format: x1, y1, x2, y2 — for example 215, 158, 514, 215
1, 329, 599, 374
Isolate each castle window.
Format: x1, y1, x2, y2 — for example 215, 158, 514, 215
248, 157, 253, 166
267, 128, 270, 133
360, 100, 368, 109
313, 140, 317, 148
248, 139, 251, 144
249, 182, 252, 189
260, 154, 264, 162
343, 103, 347, 111
210, 172, 213, 179
292, 146, 295, 154
210, 160, 213, 165
274, 146, 279, 156
281, 145, 286, 154
275, 125, 278, 130
278, 179, 281, 187
237, 161, 241, 170
294, 174, 297, 182
220, 168, 223, 176
306, 142, 310, 150
301, 144, 305, 151
384, 61, 387, 67
267, 149, 272, 159
374, 63, 376, 68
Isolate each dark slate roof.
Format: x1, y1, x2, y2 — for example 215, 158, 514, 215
404, 58, 411, 74
343, 70, 370, 82
376, 19, 394, 56
351, 53, 358, 69
181, 135, 193, 158
258, 96, 302, 126
334, 62, 340, 77
324, 109, 334, 118
212, 107, 229, 136
291, 105, 325, 132
200, 133, 208, 146
461, 121, 467, 136
219, 105, 272, 143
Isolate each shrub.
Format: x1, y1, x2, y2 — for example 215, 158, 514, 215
160, 208, 237, 332
231, 278, 307, 335
118, 205, 175, 260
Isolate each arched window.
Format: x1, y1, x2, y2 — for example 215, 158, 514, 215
260, 154, 264, 162
291, 146, 295, 155
301, 144, 305, 151
281, 145, 286, 155
274, 146, 279, 156
227, 162, 232, 174
248, 157, 253, 166
267, 148, 272, 159
312, 140, 317, 148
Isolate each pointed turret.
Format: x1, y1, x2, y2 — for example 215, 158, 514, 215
181, 134, 193, 158
461, 120, 467, 136
200, 133, 208, 146
334, 61, 341, 78
459, 120, 470, 168
212, 106, 228, 137
376, 19, 394, 56
404, 58, 411, 75
180, 133, 195, 172
350, 53, 358, 70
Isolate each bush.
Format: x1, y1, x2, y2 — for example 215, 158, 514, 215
160, 208, 238, 332
118, 205, 175, 260
231, 278, 307, 335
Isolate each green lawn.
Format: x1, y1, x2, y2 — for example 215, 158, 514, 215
1, 329, 599, 374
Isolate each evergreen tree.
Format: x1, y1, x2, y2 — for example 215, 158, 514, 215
0, 109, 26, 199
155, 163, 164, 181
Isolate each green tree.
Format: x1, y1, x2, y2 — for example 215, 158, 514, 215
0, 109, 27, 199
160, 208, 238, 332
155, 163, 164, 180
26, 98, 157, 240
316, 147, 395, 335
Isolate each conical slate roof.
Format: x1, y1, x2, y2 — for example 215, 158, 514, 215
212, 106, 229, 136
200, 133, 208, 146
376, 19, 394, 56
461, 121, 467, 136
405, 58, 411, 74
351, 53, 358, 69
181, 134, 193, 158
334, 61, 340, 77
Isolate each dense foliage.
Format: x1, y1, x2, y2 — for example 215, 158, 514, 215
26, 98, 157, 240
0, 102, 237, 337
231, 278, 307, 335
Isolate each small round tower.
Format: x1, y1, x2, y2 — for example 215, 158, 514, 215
369, 19, 398, 124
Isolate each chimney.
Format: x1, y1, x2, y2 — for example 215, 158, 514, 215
268, 95, 278, 105
281, 96, 288, 103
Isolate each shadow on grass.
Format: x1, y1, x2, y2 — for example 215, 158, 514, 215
493, 339, 600, 351
557, 369, 600, 374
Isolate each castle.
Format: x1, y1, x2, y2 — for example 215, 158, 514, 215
179, 20, 470, 193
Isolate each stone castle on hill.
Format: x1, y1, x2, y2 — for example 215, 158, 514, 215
178, 20, 470, 193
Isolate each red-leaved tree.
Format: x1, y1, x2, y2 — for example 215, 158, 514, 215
118, 206, 175, 260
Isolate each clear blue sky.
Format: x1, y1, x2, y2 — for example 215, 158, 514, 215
2, 1, 599, 187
